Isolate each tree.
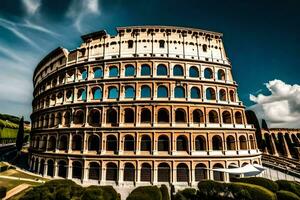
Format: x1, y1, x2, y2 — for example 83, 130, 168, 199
15, 116, 24, 157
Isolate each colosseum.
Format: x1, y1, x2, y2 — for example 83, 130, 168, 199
29, 25, 262, 187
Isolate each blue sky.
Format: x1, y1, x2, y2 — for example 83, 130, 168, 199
0, 0, 300, 127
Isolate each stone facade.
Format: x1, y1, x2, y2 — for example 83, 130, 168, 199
29, 26, 261, 186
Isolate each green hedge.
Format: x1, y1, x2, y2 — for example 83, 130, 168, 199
195, 180, 276, 200
20, 180, 120, 200
276, 180, 300, 197
127, 186, 162, 200
231, 177, 279, 192
160, 185, 170, 200
229, 182, 276, 200
0, 186, 7, 198
276, 190, 300, 200
175, 188, 196, 200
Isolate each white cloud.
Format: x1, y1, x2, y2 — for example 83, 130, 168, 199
249, 79, 300, 128
21, 0, 41, 15
67, 0, 100, 32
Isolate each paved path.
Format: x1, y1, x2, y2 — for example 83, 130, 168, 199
3, 183, 30, 200
0, 175, 44, 183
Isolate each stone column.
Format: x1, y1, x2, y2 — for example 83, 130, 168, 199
67, 159, 72, 179
282, 136, 292, 158
270, 135, 278, 156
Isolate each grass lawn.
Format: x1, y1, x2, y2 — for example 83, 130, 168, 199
0, 169, 48, 181
0, 177, 41, 191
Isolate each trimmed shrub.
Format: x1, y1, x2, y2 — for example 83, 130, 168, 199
160, 185, 170, 200
198, 180, 229, 198
175, 188, 197, 200
0, 186, 7, 198
96, 186, 120, 200
277, 190, 300, 200
231, 177, 279, 192
276, 180, 300, 197
127, 186, 162, 200
81, 186, 104, 200
229, 182, 276, 200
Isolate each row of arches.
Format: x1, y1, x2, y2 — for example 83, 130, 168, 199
264, 132, 300, 159
33, 107, 245, 129
36, 64, 228, 96
34, 84, 237, 111
31, 158, 258, 183
31, 133, 256, 153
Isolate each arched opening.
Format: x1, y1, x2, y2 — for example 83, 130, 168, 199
226, 135, 236, 150
66, 90, 73, 101
206, 88, 216, 100
64, 111, 71, 126
34, 158, 39, 172
106, 109, 117, 125
173, 65, 184, 76
106, 135, 117, 151
141, 85, 151, 98
93, 67, 103, 78
189, 66, 199, 77
77, 88, 86, 101
49, 114, 55, 127
222, 111, 232, 124
124, 163, 135, 182
209, 110, 219, 123
55, 112, 62, 126
157, 85, 168, 98
219, 89, 226, 101
89, 162, 101, 180
125, 64, 135, 76
140, 163, 151, 182
204, 68, 213, 79
158, 135, 169, 152
88, 109, 101, 126
128, 40, 133, 48
177, 135, 188, 151
141, 108, 151, 123
106, 163, 118, 181
159, 40, 165, 48
235, 112, 243, 124
74, 110, 84, 124
158, 109, 169, 123
108, 86, 119, 99
213, 163, 224, 181
39, 159, 45, 175
72, 135, 82, 151
193, 109, 204, 123
48, 136, 56, 151
264, 133, 274, 154
229, 90, 235, 102
124, 108, 134, 123
141, 135, 151, 152
174, 86, 185, 98
92, 87, 102, 100
72, 161, 82, 179
195, 136, 206, 151
175, 109, 186, 123
88, 135, 100, 151
177, 163, 189, 182
195, 163, 207, 181
124, 135, 134, 151
285, 133, 297, 159
141, 64, 151, 76
125, 86, 135, 98
212, 135, 223, 150
239, 135, 247, 150
249, 135, 255, 149
157, 64, 167, 76
158, 163, 170, 182
191, 87, 200, 99
59, 135, 68, 151
58, 160, 67, 178
217, 69, 225, 80
109, 66, 119, 77
47, 160, 54, 177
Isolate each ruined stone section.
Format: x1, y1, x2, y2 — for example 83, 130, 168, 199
29, 26, 261, 187
262, 128, 300, 160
